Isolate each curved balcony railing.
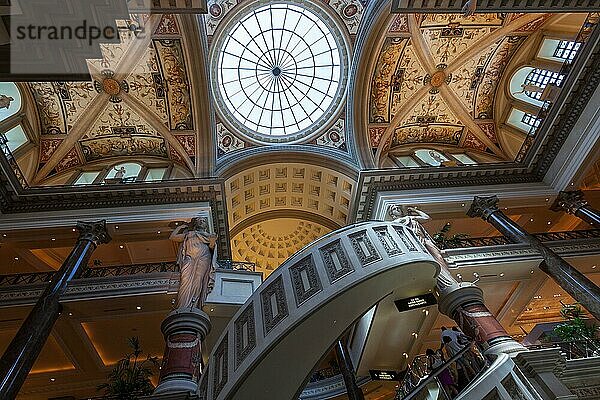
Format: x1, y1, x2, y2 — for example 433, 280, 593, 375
0, 260, 255, 287
442, 228, 600, 249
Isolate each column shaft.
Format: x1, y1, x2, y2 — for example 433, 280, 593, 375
0, 221, 109, 400
470, 196, 600, 321
576, 206, 600, 229
551, 190, 600, 229
335, 340, 365, 400
487, 211, 600, 320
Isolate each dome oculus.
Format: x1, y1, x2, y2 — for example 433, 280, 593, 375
213, 2, 348, 143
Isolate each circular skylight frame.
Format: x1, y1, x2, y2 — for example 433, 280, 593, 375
210, 0, 350, 145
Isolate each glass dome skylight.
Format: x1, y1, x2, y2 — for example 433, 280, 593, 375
212, 1, 348, 144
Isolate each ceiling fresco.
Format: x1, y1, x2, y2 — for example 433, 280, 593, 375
26, 14, 197, 184
367, 12, 554, 166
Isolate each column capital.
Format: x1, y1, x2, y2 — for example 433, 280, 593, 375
467, 195, 500, 220
76, 220, 111, 246
551, 190, 588, 214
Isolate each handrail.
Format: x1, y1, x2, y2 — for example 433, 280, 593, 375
0, 259, 256, 287
397, 342, 481, 400
526, 339, 600, 360
442, 228, 600, 249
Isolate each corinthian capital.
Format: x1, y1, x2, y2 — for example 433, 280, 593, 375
467, 195, 500, 220
550, 190, 587, 214
76, 220, 111, 246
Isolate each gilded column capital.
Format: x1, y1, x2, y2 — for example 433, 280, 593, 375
76, 220, 111, 246
551, 190, 588, 214
467, 195, 500, 220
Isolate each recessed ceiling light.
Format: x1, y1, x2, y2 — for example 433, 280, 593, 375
175, 222, 179, 226
68, 312, 73, 316
534, 295, 542, 299
545, 198, 549, 202
72, 228, 76, 232
504, 207, 508, 210
50, 378, 55, 382
499, 272, 505, 277
461, 203, 465, 207
157, 231, 161, 234
530, 270, 535, 274
411, 332, 418, 338
115, 225, 119, 229
13, 257, 18, 261
136, 306, 142, 310
543, 306, 550, 310
51, 238, 56, 241
119, 245, 124, 249
210, 308, 214, 312
529, 218, 534, 222
2, 234, 6, 237
403, 352, 408, 358
593, 265, 597, 269
553, 294, 561, 297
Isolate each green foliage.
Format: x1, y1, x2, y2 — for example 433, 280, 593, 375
432, 223, 469, 249
97, 337, 159, 399
553, 304, 598, 342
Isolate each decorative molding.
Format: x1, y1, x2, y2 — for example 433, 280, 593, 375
391, 0, 600, 13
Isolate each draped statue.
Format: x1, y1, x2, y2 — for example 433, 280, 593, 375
389, 205, 456, 292
169, 217, 218, 309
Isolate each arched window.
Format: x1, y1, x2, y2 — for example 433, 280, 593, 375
105, 162, 143, 183
523, 69, 564, 100
414, 149, 449, 167
0, 83, 22, 122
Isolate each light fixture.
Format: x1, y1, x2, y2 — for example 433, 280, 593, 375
13, 257, 18, 261
119, 245, 124, 249
543, 306, 550, 310
175, 222, 179, 226
499, 272, 505, 277
547, 221, 552, 225
530, 270, 535, 274
553, 294, 561, 298
534, 295, 542, 299
68, 312, 73, 316
50, 378, 56, 382
157, 230, 161, 234
403, 352, 409, 358
461, 203, 465, 207
51, 238, 56, 241
593, 265, 597, 269
545, 198, 549, 202
136, 306, 142, 310
210, 308, 214, 312
72, 228, 76, 232
529, 218, 534, 222
411, 332, 418, 338
2, 234, 6, 237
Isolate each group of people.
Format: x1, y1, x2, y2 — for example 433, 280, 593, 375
424, 326, 487, 398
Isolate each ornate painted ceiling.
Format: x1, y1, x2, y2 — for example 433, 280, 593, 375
365, 12, 559, 167
25, 14, 197, 184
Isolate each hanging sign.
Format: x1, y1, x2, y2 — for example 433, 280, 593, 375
394, 293, 437, 312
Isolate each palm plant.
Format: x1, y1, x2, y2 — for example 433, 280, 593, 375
97, 337, 159, 399
553, 304, 598, 341
432, 222, 469, 249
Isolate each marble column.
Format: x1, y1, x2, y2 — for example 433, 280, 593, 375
153, 308, 211, 395
436, 268, 525, 356
551, 190, 600, 229
468, 195, 600, 320
335, 340, 365, 400
0, 220, 110, 400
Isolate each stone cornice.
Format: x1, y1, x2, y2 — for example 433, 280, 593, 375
0, 177, 232, 259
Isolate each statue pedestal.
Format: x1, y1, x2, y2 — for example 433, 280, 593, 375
437, 282, 525, 356
152, 308, 211, 396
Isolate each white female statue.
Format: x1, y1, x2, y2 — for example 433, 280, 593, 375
389, 205, 456, 292
169, 217, 218, 309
